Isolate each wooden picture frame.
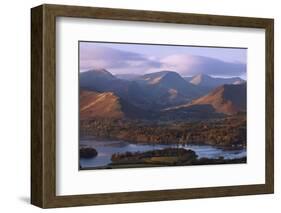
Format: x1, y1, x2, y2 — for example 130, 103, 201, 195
31, 4, 274, 208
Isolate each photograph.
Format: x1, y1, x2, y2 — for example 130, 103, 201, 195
30, 4, 274, 208
78, 41, 247, 170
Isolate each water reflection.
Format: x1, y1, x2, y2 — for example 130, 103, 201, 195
80, 139, 246, 168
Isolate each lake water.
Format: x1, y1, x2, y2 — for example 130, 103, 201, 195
79, 139, 246, 169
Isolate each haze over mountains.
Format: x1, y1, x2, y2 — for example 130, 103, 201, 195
80, 69, 246, 120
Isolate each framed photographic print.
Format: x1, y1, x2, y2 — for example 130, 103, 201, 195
31, 4, 274, 208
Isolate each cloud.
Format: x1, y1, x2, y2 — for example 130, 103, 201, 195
80, 44, 162, 73
80, 44, 246, 77
160, 54, 246, 77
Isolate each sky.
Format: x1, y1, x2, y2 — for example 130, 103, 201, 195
79, 41, 247, 79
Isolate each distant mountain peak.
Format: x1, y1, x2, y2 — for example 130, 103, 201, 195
86, 68, 112, 74
139, 70, 181, 85
81, 68, 116, 81
188, 74, 246, 89
160, 70, 179, 75
142, 70, 178, 77
92, 68, 107, 72
132, 70, 201, 105
159, 71, 182, 79
190, 73, 211, 85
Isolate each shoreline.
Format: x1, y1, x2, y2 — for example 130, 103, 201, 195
80, 136, 246, 152
80, 156, 247, 170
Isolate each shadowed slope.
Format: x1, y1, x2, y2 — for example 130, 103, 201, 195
165, 84, 246, 115
136, 71, 201, 106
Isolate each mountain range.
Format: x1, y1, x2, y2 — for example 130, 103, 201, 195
135, 71, 202, 106
184, 73, 245, 93
80, 69, 246, 120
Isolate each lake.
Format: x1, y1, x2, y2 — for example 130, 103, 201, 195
79, 139, 246, 169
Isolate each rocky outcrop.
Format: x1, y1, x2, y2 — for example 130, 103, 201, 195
80, 147, 98, 158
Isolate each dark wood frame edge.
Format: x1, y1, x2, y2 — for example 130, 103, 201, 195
31, 4, 274, 208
